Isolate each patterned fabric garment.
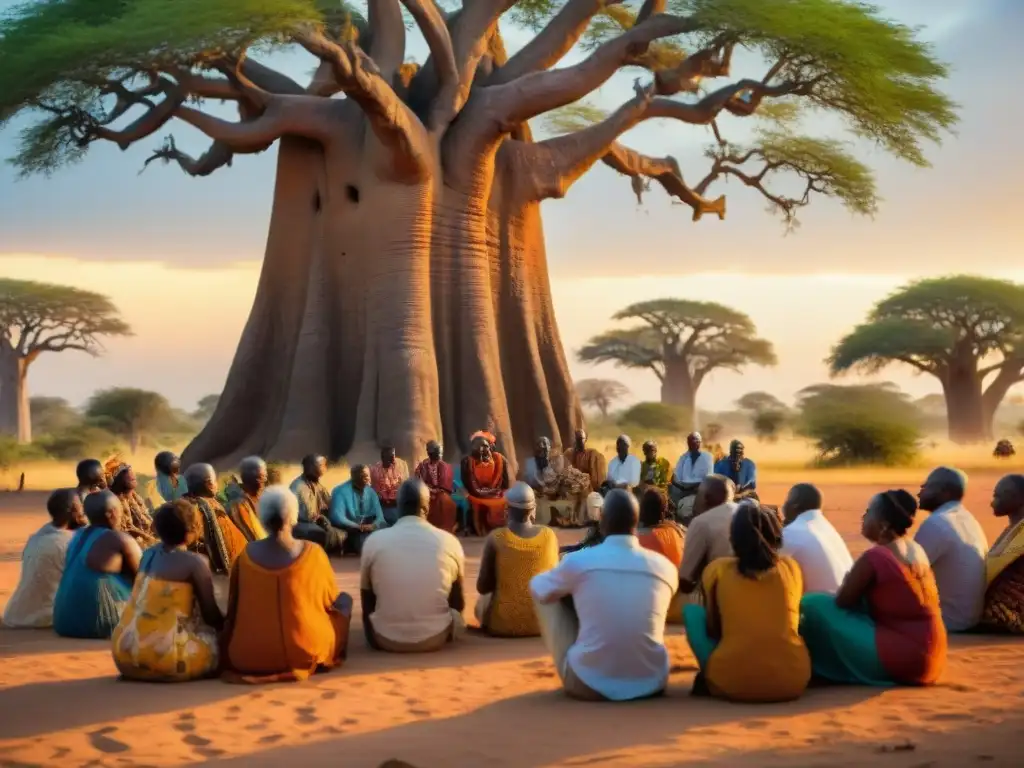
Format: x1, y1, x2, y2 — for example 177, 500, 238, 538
370, 460, 409, 506
980, 519, 1024, 634
186, 496, 248, 575
485, 527, 559, 637
112, 550, 218, 682
227, 494, 268, 542
117, 491, 156, 547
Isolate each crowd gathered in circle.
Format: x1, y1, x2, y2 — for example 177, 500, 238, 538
3, 428, 1024, 702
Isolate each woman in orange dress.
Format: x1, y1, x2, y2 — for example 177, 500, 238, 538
460, 432, 511, 536
222, 486, 353, 683
637, 488, 685, 624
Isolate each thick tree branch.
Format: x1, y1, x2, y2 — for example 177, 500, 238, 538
602, 144, 726, 221
400, 0, 461, 132
91, 79, 187, 150
240, 60, 304, 96
174, 95, 339, 151
635, 0, 666, 24
652, 39, 735, 96
368, 0, 407, 82
451, 0, 518, 93
141, 135, 234, 177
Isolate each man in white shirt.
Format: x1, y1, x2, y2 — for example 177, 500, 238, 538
779, 483, 853, 595
670, 432, 714, 520
530, 489, 677, 701
360, 479, 467, 652
604, 435, 641, 492
915, 466, 988, 632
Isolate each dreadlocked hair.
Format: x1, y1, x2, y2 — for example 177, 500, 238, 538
730, 500, 783, 578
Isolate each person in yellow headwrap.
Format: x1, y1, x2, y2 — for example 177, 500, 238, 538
979, 474, 1024, 634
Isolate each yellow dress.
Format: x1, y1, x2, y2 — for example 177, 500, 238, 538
112, 560, 218, 682
486, 527, 559, 637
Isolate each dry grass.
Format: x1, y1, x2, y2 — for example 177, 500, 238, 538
0, 435, 1014, 492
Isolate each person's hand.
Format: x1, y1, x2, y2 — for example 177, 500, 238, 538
360, 523, 373, 532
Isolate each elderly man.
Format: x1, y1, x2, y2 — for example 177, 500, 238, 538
226, 456, 269, 542
415, 440, 459, 532
530, 489, 677, 701
604, 435, 641, 494
289, 454, 346, 554
637, 440, 671, 497
980, 474, 1024, 633
714, 440, 758, 501
915, 466, 988, 631
779, 483, 852, 595
330, 464, 387, 556
564, 429, 607, 496
522, 437, 576, 527
371, 445, 410, 525
74, 458, 106, 502
183, 463, 248, 575
670, 432, 714, 522
678, 474, 737, 597
360, 479, 467, 652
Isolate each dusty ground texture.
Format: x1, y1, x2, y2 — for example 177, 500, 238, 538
1, 471, 1022, 767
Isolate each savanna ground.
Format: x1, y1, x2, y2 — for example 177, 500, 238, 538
1, 440, 1022, 767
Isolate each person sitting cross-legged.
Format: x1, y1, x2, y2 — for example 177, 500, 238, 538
530, 489, 677, 701
415, 440, 459, 533
226, 456, 270, 543
670, 432, 714, 522
684, 500, 811, 703
637, 440, 672, 498
371, 445, 410, 526
603, 435, 641, 495
360, 479, 467, 652
223, 486, 353, 683
330, 464, 387, 556
476, 483, 559, 637
461, 432, 511, 535
713, 440, 759, 502
182, 463, 249, 575
3, 488, 87, 629
290, 454, 346, 554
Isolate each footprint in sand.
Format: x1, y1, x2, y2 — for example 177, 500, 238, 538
259, 734, 285, 745
194, 747, 227, 759
173, 714, 197, 733
296, 706, 319, 725
321, 690, 338, 701
408, 709, 431, 717
88, 726, 131, 754
343, 718, 359, 726
740, 721, 769, 730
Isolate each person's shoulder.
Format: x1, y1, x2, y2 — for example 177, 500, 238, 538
637, 545, 678, 580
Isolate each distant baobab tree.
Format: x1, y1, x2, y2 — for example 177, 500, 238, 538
575, 379, 630, 418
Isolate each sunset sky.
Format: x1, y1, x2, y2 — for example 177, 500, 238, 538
1, 0, 1022, 414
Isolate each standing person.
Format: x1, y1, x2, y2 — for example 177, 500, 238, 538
360, 480, 467, 652
670, 432, 714, 521
3, 489, 87, 628
979, 474, 1024, 633
290, 454, 346, 553
227, 456, 269, 542
604, 435, 641, 493
476, 483, 559, 637
75, 458, 106, 502
182, 463, 249, 575
53, 490, 142, 639
780, 483, 853, 595
801, 490, 946, 686
637, 440, 672, 497
461, 432, 511, 535
713, 440, 758, 501
329, 465, 386, 555
915, 466, 988, 631
678, 475, 737, 597
563, 429, 607, 521
529, 489, 677, 701
371, 446, 410, 525
415, 440, 459, 533
683, 501, 811, 702
154, 451, 188, 502
105, 459, 156, 547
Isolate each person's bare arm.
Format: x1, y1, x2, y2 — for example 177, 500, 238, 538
476, 536, 497, 595
834, 553, 876, 611
189, 555, 225, 630
119, 533, 143, 579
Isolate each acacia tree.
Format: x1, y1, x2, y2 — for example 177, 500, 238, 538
85, 387, 173, 454
736, 391, 786, 413
0, 280, 131, 443
575, 378, 629, 418
1, 0, 954, 469
579, 299, 776, 412
829, 276, 1024, 443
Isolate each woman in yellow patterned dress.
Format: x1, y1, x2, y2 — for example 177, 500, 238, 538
112, 500, 224, 682
475, 483, 559, 637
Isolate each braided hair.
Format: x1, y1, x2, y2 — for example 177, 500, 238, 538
876, 489, 917, 536
730, 500, 783, 578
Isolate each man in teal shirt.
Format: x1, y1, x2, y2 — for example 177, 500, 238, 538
330, 464, 387, 555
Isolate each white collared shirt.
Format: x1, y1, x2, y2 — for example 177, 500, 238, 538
673, 451, 714, 484
530, 535, 677, 701
606, 454, 641, 488
914, 501, 988, 631
780, 509, 853, 595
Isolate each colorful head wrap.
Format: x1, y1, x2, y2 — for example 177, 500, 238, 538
103, 454, 131, 486
470, 431, 497, 445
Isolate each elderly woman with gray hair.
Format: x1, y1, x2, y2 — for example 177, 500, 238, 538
222, 485, 353, 683
181, 463, 248, 575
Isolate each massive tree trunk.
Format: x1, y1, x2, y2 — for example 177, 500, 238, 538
661, 355, 697, 413
982, 359, 1024, 440
0, 345, 30, 444
942, 366, 987, 443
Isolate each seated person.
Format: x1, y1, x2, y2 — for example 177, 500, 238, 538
684, 500, 811, 702
522, 437, 587, 527
182, 463, 249, 575
3, 488, 86, 628
461, 432, 510, 535
530, 490, 677, 701
678, 475, 737, 598
415, 440, 459, 533
637, 488, 685, 625
226, 456, 269, 542
223, 487, 353, 682
154, 451, 189, 502
637, 440, 672, 497
603, 435, 641, 494
105, 458, 156, 547
780, 483, 853, 595
112, 500, 223, 682
564, 429, 607, 521
978, 474, 1024, 634
371, 445, 410, 525
476, 483, 559, 637
329, 464, 386, 555
75, 457, 106, 502
360, 480, 467, 652
290, 454, 346, 554
801, 490, 946, 686
560, 492, 605, 556
670, 432, 714, 521
713, 440, 758, 501
53, 491, 142, 639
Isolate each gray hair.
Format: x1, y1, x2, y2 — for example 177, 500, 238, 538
927, 465, 967, 500
258, 485, 300, 531
239, 456, 266, 480
184, 463, 216, 494
536, 436, 552, 450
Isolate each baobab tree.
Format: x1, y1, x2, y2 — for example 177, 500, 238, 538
579, 299, 776, 412
1, 0, 955, 468
0, 280, 131, 443
829, 276, 1024, 443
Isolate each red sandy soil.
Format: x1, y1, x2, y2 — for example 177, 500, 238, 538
1, 473, 1022, 767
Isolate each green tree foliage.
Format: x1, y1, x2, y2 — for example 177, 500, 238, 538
193, 394, 220, 422
35, 425, 123, 461
796, 383, 921, 467
575, 379, 630, 418
829, 276, 1024, 442
29, 396, 84, 436
618, 402, 692, 434
752, 409, 786, 443
579, 300, 775, 411
85, 387, 173, 453
736, 391, 786, 413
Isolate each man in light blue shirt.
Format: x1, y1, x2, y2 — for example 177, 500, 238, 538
915, 466, 988, 631
670, 432, 714, 520
714, 440, 758, 499
529, 489, 677, 701
330, 464, 386, 556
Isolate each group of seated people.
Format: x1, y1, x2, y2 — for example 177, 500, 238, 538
5, 436, 1023, 702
